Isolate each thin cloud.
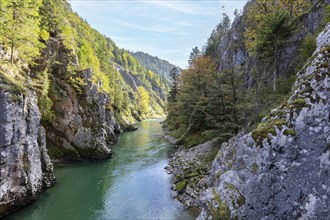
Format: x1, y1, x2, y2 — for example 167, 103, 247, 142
111, 19, 173, 33
143, 1, 217, 15
111, 36, 136, 41
70, 0, 247, 68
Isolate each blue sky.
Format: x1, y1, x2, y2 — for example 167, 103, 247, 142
70, 0, 248, 68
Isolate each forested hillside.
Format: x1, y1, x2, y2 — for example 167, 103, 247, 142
130, 51, 179, 84
0, 0, 169, 124
165, 0, 330, 147
0, 0, 172, 163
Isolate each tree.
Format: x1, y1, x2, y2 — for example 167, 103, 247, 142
1, 0, 42, 65
204, 14, 230, 61
258, 10, 297, 92
244, 0, 310, 55
188, 46, 201, 65
168, 67, 179, 102
39, 0, 63, 35
137, 86, 150, 114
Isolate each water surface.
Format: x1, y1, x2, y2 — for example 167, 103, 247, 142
5, 119, 196, 220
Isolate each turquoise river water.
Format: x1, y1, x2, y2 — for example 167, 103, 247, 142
5, 119, 197, 220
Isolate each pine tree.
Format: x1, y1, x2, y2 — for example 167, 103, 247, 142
188, 46, 201, 65
168, 67, 179, 102
39, 0, 63, 36
258, 10, 297, 92
1, 0, 42, 65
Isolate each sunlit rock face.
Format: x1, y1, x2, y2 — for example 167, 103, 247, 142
45, 67, 118, 161
0, 90, 55, 217
198, 24, 330, 220
42, 38, 120, 161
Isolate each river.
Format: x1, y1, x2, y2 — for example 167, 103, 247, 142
5, 118, 197, 220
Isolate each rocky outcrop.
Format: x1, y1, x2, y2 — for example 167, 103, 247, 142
218, 0, 330, 88
166, 139, 220, 208
116, 64, 166, 103
197, 24, 330, 220
46, 68, 120, 161
116, 66, 141, 92
39, 38, 120, 161
0, 90, 55, 217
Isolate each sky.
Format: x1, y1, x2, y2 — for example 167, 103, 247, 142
69, 0, 248, 68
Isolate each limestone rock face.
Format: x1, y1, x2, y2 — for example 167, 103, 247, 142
0, 90, 55, 217
166, 139, 219, 208
198, 24, 330, 220
46, 68, 120, 161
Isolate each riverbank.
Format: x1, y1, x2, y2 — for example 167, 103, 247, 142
4, 119, 197, 220
162, 123, 220, 210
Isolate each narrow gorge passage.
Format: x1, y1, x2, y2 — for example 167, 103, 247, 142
4, 119, 197, 220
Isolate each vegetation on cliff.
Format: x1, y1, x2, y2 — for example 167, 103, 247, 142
0, 0, 169, 126
129, 51, 178, 85
165, 0, 330, 147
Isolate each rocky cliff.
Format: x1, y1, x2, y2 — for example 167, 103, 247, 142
166, 139, 220, 208
218, 0, 329, 88
116, 65, 167, 108
46, 68, 120, 161
197, 23, 330, 220
34, 38, 120, 161
0, 89, 55, 217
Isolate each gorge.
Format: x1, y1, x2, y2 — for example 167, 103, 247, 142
1, 0, 330, 219
3, 119, 197, 220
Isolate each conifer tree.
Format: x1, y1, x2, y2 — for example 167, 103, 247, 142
1, 0, 42, 65
168, 67, 179, 102
258, 10, 297, 92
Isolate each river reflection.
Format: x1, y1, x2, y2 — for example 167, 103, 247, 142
5, 119, 196, 220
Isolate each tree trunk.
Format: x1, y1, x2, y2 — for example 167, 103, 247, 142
230, 68, 238, 133
10, 3, 17, 65
273, 44, 277, 93
255, 65, 260, 122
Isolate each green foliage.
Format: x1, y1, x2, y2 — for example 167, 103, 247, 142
283, 129, 296, 136
68, 76, 87, 94
188, 46, 201, 65
325, 5, 330, 23
245, 0, 311, 54
0, 69, 26, 98
290, 98, 308, 109
258, 10, 298, 51
204, 14, 231, 61
136, 86, 150, 114
210, 189, 231, 220
167, 67, 180, 102
251, 119, 286, 145
130, 51, 176, 84
39, 29, 50, 42
0, 0, 43, 65
0, 0, 167, 127
38, 96, 55, 122
175, 179, 188, 192
300, 34, 316, 61
34, 69, 55, 122
166, 52, 248, 146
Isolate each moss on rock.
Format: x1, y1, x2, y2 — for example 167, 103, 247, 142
252, 119, 286, 145
290, 98, 308, 109
283, 129, 296, 136
176, 179, 188, 192
210, 189, 231, 220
